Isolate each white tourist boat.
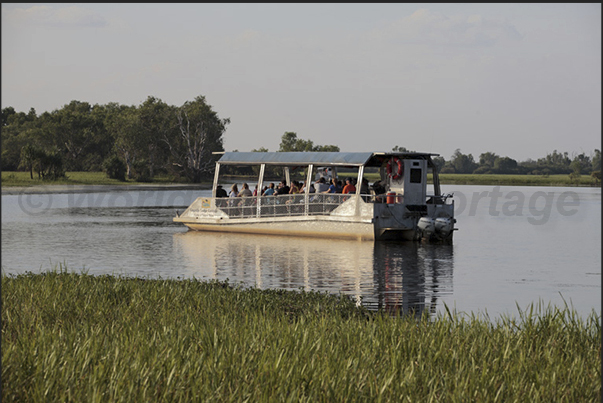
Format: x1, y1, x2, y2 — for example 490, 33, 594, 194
174, 151, 456, 242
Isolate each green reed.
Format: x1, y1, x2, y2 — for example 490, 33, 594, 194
2, 269, 600, 402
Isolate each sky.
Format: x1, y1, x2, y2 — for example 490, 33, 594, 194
2, 3, 601, 161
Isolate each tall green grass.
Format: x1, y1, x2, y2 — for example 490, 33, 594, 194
2, 269, 601, 402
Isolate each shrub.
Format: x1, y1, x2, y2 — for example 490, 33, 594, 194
472, 166, 493, 174
132, 159, 152, 182
102, 155, 126, 181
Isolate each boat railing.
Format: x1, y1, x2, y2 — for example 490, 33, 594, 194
214, 193, 364, 219
182, 191, 452, 220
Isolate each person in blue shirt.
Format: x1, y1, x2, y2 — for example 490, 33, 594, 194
326, 178, 343, 193
262, 183, 275, 196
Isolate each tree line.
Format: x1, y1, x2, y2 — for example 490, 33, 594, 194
439, 148, 600, 177
2, 96, 600, 183
2, 96, 228, 182
392, 146, 600, 179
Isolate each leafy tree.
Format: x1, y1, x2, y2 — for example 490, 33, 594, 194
105, 104, 141, 179
314, 144, 340, 152
20, 146, 66, 180
46, 101, 102, 170
493, 157, 518, 174
278, 132, 339, 152
479, 152, 499, 168
450, 149, 478, 173
591, 149, 601, 172
102, 155, 127, 181
39, 148, 66, 180
569, 153, 591, 175
279, 132, 314, 152
431, 156, 446, 172
19, 144, 38, 179
82, 104, 117, 171
1, 110, 49, 171
1, 106, 16, 126
392, 145, 414, 153
535, 150, 572, 174
137, 96, 173, 178
2, 126, 29, 170
279, 132, 298, 151
2, 107, 36, 127
164, 96, 229, 183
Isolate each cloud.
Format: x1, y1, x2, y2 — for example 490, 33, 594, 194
4, 5, 107, 28
371, 8, 523, 47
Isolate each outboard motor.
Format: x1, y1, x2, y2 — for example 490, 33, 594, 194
417, 217, 435, 238
434, 217, 454, 238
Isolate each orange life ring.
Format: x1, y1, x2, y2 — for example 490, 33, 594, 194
387, 157, 403, 180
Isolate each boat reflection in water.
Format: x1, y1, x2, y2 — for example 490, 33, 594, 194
172, 231, 453, 317
372, 242, 454, 318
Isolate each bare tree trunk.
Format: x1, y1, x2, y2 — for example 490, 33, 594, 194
123, 150, 133, 179
148, 145, 155, 178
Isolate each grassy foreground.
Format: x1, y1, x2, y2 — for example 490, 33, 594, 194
2, 270, 600, 402
2, 170, 600, 188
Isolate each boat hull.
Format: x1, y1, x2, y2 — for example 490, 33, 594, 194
175, 215, 376, 241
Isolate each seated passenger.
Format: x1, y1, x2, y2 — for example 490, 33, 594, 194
342, 178, 356, 194
237, 183, 253, 215
238, 183, 253, 197
372, 180, 387, 203
325, 178, 343, 193
228, 184, 239, 210
275, 180, 290, 195
262, 183, 275, 196
229, 184, 239, 198
215, 185, 228, 198
298, 180, 312, 193
315, 177, 330, 193
289, 180, 301, 194
360, 178, 370, 194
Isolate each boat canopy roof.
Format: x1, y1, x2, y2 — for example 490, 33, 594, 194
216, 151, 440, 167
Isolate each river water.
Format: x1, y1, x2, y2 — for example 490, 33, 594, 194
1, 185, 600, 320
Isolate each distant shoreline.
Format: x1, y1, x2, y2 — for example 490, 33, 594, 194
1, 183, 211, 196
1, 171, 600, 195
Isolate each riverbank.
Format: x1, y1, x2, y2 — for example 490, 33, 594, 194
437, 173, 599, 187
1, 183, 209, 196
1, 171, 210, 195
2, 270, 600, 402
1, 171, 599, 194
